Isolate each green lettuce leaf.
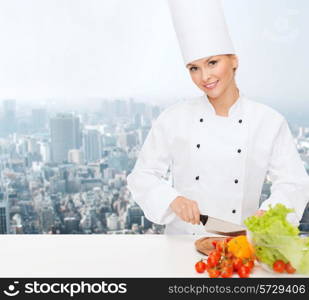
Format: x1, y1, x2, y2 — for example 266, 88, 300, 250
244, 203, 309, 274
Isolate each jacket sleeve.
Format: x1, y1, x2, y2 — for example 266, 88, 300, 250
260, 118, 309, 221
126, 114, 180, 225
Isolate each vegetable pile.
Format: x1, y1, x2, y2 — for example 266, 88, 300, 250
195, 236, 255, 278
244, 203, 309, 274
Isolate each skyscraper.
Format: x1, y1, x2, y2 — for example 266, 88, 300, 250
0, 192, 9, 234
1, 99, 17, 137
31, 108, 47, 132
83, 129, 101, 163
113, 99, 127, 117
50, 114, 81, 163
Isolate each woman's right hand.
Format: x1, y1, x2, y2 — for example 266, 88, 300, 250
170, 196, 201, 225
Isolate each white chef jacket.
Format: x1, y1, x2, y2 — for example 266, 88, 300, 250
126, 93, 309, 234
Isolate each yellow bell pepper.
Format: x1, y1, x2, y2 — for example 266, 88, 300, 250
227, 235, 254, 259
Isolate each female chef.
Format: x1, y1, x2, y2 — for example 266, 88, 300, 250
126, 0, 309, 234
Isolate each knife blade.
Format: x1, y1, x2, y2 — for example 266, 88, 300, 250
200, 214, 246, 236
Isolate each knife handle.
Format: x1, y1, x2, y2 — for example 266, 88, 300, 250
200, 214, 209, 226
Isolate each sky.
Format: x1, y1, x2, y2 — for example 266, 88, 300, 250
0, 0, 308, 109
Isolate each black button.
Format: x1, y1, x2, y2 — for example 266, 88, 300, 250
234, 179, 238, 184
195, 176, 199, 180
197, 144, 200, 148
238, 119, 243, 124
237, 149, 241, 153
200, 118, 204, 122
232, 209, 236, 214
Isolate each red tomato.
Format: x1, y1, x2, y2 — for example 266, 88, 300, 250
195, 260, 207, 273
216, 241, 228, 253
238, 265, 250, 278
221, 258, 233, 269
273, 260, 286, 273
208, 268, 221, 278
212, 240, 218, 248
216, 241, 223, 252
209, 251, 221, 261
233, 257, 243, 271
221, 266, 233, 278
214, 251, 222, 260
285, 262, 296, 274
207, 253, 220, 268
215, 243, 222, 252
243, 260, 255, 272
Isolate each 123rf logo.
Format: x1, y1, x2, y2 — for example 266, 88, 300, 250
2, 281, 127, 297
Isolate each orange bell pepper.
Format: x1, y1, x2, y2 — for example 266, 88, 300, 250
227, 235, 254, 259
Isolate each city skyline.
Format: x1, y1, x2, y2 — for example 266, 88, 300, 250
0, 97, 165, 234
0, 96, 309, 234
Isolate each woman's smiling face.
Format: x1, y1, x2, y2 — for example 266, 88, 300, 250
186, 54, 238, 99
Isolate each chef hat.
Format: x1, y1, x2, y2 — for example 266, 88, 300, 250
167, 0, 235, 66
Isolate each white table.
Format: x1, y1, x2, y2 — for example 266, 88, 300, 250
0, 235, 307, 278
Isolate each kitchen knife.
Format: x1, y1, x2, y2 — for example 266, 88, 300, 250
200, 214, 246, 236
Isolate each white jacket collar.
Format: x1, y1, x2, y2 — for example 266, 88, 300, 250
200, 92, 245, 118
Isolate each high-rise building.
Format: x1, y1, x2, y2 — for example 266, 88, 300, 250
134, 113, 142, 128
101, 99, 113, 119
39, 142, 51, 163
40, 206, 55, 233
128, 98, 135, 116
1, 99, 17, 137
113, 99, 127, 117
0, 192, 9, 234
83, 129, 101, 163
50, 114, 81, 163
68, 149, 84, 164
126, 204, 144, 229
31, 108, 47, 132
26, 137, 40, 155
64, 217, 80, 233
117, 132, 137, 149
106, 213, 119, 231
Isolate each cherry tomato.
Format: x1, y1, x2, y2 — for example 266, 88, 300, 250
221, 258, 233, 269
214, 251, 222, 260
243, 260, 255, 272
208, 268, 221, 278
212, 240, 218, 248
285, 262, 296, 274
216, 241, 228, 253
215, 243, 222, 252
221, 266, 233, 278
195, 260, 207, 273
210, 251, 221, 261
238, 265, 250, 278
207, 253, 220, 268
215, 241, 223, 252
233, 257, 243, 271
273, 260, 286, 273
